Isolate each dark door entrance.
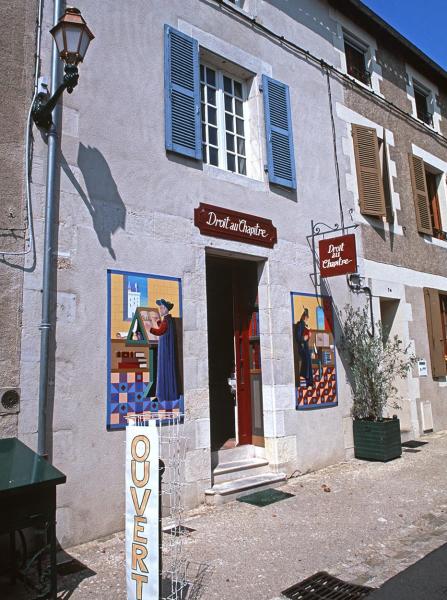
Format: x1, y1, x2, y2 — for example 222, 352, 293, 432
206, 255, 264, 451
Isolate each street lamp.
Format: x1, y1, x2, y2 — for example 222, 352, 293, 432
32, 7, 94, 130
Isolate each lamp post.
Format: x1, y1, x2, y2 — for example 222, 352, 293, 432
32, 7, 94, 130
35, 5, 93, 458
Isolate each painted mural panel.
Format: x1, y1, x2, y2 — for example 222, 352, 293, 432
107, 270, 184, 429
291, 292, 337, 410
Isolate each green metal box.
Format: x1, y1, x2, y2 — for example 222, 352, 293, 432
353, 418, 402, 462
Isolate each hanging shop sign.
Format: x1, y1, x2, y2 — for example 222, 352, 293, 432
194, 203, 277, 248
319, 233, 357, 277
126, 420, 159, 600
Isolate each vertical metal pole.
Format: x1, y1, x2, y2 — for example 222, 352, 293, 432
159, 459, 165, 600
310, 220, 318, 295
37, 0, 63, 457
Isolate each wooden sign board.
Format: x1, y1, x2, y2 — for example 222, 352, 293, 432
319, 234, 357, 278
194, 203, 277, 248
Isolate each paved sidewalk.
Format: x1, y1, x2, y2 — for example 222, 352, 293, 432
2, 430, 447, 599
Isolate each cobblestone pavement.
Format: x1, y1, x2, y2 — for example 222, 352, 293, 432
2, 430, 447, 599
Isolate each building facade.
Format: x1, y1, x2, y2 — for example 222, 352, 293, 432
9, 0, 447, 547
0, 0, 36, 436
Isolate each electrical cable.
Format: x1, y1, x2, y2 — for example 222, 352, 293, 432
325, 69, 345, 232
213, 0, 447, 149
0, 0, 43, 257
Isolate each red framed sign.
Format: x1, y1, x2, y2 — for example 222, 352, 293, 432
319, 233, 357, 277
194, 203, 277, 248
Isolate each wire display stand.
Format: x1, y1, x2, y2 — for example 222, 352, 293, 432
126, 412, 187, 600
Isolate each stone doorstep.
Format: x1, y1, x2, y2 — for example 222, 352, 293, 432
205, 472, 287, 505
213, 457, 270, 483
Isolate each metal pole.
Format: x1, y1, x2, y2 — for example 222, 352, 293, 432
37, 0, 63, 458
310, 220, 318, 295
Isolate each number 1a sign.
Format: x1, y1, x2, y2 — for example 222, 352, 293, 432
319, 234, 357, 278
126, 421, 159, 599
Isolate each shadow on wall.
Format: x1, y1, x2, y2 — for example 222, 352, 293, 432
61, 144, 126, 259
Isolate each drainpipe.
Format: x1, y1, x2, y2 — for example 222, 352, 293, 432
37, 0, 63, 458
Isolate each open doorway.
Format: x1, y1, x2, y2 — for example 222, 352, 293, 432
206, 255, 264, 451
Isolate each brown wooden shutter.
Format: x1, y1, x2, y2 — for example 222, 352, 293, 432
424, 287, 447, 378
409, 154, 433, 235
352, 124, 386, 217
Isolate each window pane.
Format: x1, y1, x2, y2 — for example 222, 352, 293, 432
226, 133, 235, 152
206, 67, 216, 87
201, 104, 205, 121
200, 84, 205, 101
200, 64, 204, 81
227, 153, 236, 172
236, 118, 244, 136
238, 156, 246, 175
208, 106, 217, 125
209, 146, 218, 166
225, 113, 234, 132
235, 99, 243, 116
224, 94, 233, 112
234, 81, 243, 98
224, 76, 232, 94
207, 87, 216, 106
237, 137, 245, 156
202, 124, 206, 141
202, 144, 207, 162
208, 126, 218, 146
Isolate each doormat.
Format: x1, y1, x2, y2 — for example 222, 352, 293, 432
282, 571, 374, 599
163, 525, 196, 536
401, 440, 428, 448
237, 488, 294, 507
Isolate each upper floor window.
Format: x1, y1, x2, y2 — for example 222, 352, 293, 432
409, 154, 446, 240
200, 64, 247, 176
344, 35, 370, 86
413, 83, 433, 126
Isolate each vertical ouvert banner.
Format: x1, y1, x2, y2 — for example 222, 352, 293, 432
126, 421, 159, 599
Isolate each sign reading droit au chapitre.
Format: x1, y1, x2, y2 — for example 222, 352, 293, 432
319, 234, 357, 278
194, 203, 277, 248
126, 421, 159, 600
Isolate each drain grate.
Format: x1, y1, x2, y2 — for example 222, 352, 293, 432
401, 440, 428, 448
163, 525, 196, 536
403, 448, 421, 453
237, 488, 295, 507
282, 571, 374, 599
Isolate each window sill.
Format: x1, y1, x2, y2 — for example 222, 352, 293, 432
203, 163, 267, 192
422, 234, 447, 249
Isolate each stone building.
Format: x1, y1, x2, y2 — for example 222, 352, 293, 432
329, 0, 447, 437
0, 0, 36, 436
8, 0, 447, 547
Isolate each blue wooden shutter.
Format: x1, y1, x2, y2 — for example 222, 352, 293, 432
164, 25, 201, 159
262, 75, 296, 189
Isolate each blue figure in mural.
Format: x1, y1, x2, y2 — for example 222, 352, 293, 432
150, 299, 178, 405
296, 308, 314, 388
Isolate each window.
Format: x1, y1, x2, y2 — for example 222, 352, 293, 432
441, 294, 447, 367
424, 288, 447, 378
200, 64, 247, 176
414, 84, 433, 126
344, 37, 370, 86
425, 170, 445, 240
409, 154, 446, 239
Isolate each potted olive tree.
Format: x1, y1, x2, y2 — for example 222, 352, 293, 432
341, 304, 416, 461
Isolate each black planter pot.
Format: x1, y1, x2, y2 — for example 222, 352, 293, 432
353, 418, 402, 461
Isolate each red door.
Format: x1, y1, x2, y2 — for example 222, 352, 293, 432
233, 266, 252, 445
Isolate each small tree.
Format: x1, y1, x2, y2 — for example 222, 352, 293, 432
340, 304, 416, 421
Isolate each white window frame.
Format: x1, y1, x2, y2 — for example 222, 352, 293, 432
412, 144, 447, 247
406, 65, 442, 133
201, 62, 248, 177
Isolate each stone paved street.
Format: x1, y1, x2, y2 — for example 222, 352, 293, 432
2, 430, 447, 599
